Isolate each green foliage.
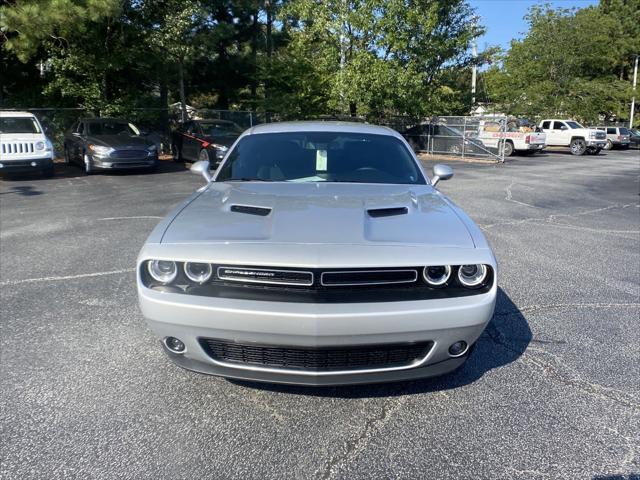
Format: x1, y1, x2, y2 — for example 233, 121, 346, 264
484, 2, 639, 125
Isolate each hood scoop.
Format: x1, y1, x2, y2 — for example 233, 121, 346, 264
367, 207, 408, 218
230, 204, 272, 217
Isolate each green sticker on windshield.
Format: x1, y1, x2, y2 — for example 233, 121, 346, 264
316, 149, 328, 172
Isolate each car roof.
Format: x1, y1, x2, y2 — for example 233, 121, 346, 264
80, 118, 130, 123
0, 111, 37, 118
246, 121, 400, 138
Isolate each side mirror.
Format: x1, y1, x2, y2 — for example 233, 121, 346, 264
431, 164, 453, 187
190, 160, 212, 183
560, 125, 568, 130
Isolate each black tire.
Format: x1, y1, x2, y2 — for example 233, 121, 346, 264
172, 143, 183, 162
502, 141, 514, 157
197, 148, 213, 163
84, 153, 94, 175
570, 138, 587, 156
42, 164, 54, 178
593, 147, 602, 155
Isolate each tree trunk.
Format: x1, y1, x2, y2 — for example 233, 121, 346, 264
349, 102, 357, 117
159, 63, 169, 134
250, 8, 259, 105
179, 60, 187, 123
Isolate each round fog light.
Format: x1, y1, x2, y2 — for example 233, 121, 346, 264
165, 336, 186, 353
448, 341, 468, 357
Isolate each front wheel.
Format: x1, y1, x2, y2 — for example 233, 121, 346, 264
84, 154, 94, 175
42, 164, 54, 178
570, 138, 587, 156
198, 148, 213, 163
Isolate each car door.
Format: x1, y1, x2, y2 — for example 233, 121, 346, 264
606, 127, 617, 143
70, 122, 86, 164
547, 121, 568, 145
182, 122, 201, 161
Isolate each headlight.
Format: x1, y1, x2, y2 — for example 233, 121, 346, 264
35, 141, 45, 150
184, 262, 212, 283
423, 265, 451, 286
147, 260, 177, 283
457, 264, 488, 287
589, 131, 598, 138
88, 144, 114, 155
147, 144, 157, 152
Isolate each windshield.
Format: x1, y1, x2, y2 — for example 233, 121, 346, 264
200, 121, 242, 136
0, 117, 41, 134
87, 121, 139, 136
216, 131, 426, 185
566, 121, 583, 129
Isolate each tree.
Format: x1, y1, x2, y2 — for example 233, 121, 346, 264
484, 2, 639, 124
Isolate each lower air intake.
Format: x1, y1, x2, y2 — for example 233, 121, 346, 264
199, 339, 433, 372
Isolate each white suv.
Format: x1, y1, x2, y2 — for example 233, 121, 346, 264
0, 111, 55, 177
539, 119, 607, 155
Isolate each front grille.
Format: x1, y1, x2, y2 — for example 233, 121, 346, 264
110, 149, 148, 159
321, 269, 417, 286
1, 142, 35, 156
199, 339, 433, 372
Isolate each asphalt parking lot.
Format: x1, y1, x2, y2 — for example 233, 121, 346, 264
1, 148, 639, 479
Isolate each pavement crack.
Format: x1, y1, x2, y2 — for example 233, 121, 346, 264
317, 395, 408, 479
504, 179, 539, 209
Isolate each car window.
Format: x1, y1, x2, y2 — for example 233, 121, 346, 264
619, 128, 630, 135
199, 121, 242, 136
77, 122, 84, 134
566, 121, 583, 129
541, 121, 550, 129
217, 131, 426, 185
87, 121, 138, 136
607, 127, 617, 134
553, 121, 565, 130
0, 117, 41, 134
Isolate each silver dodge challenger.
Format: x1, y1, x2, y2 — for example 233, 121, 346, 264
137, 122, 497, 385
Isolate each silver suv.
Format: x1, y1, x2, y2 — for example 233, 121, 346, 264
595, 126, 631, 150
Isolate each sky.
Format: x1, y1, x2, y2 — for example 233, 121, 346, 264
468, 0, 599, 51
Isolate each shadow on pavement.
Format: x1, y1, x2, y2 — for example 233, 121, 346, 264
0, 185, 43, 196
228, 287, 531, 398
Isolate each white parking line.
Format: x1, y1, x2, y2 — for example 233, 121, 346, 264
98, 216, 162, 221
0, 268, 135, 286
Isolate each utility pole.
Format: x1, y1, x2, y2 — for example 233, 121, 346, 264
630, 55, 638, 129
471, 16, 479, 112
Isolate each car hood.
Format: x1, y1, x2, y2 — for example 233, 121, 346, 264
86, 135, 152, 148
202, 134, 239, 147
161, 183, 475, 248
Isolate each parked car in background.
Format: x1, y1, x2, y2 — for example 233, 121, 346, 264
137, 121, 497, 385
477, 118, 546, 156
0, 111, 55, 177
629, 128, 640, 149
594, 126, 631, 150
171, 119, 243, 165
539, 119, 607, 155
402, 123, 488, 155
63, 118, 158, 174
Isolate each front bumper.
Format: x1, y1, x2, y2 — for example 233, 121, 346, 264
90, 154, 158, 169
138, 282, 497, 385
0, 156, 53, 173
586, 140, 607, 148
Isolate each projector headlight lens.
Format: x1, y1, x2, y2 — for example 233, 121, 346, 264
458, 264, 488, 287
184, 262, 212, 283
423, 265, 451, 286
147, 260, 177, 284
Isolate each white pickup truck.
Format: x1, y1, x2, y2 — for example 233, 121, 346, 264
477, 119, 546, 157
539, 119, 607, 155
0, 111, 55, 177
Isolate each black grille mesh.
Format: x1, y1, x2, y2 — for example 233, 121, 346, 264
199, 339, 433, 372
